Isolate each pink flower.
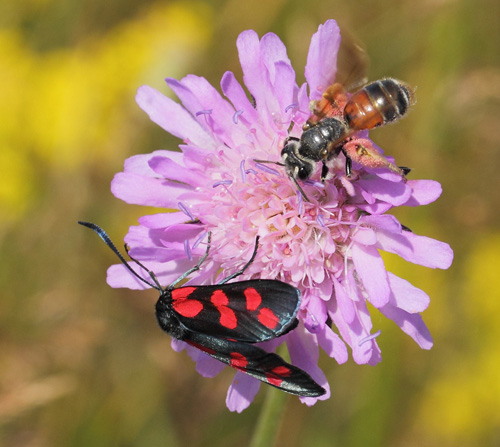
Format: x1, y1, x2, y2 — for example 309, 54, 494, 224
107, 20, 453, 412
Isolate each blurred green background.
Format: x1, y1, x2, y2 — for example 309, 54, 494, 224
1, 0, 499, 445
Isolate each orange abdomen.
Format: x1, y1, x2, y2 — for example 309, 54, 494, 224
344, 90, 384, 129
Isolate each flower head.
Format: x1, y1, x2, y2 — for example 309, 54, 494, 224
108, 20, 453, 412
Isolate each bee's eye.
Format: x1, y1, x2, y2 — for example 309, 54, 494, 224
297, 166, 311, 180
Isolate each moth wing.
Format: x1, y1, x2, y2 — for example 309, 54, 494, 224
186, 331, 325, 397
171, 280, 301, 343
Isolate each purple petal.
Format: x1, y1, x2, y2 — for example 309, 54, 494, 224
106, 258, 193, 290
329, 285, 382, 365
351, 242, 390, 308
333, 277, 355, 324
135, 85, 214, 149
287, 330, 330, 404
271, 61, 298, 121
378, 303, 433, 349
111, 172, 192, 207
351, 226, 377, 245
376, 230, 454, 269
123, 150, 182, 176
357, 201, 393, 215
317, 325, 348, 363
123, 225, 196, 261
387, 272, 430, 313
304, 294, 327, 333
166, 75, 249, 147
404, 180, 443, 206
195, 354, 226, 378
356, 177, 412, 206
236, 30, 280, 127
138, 212, 192, 229
360, 214, 402, 233
148, 156, 206, 187
305, 20, 341, 100
260, 32, 297, 115
220, 71, 259, 124
226, 373, 261, 413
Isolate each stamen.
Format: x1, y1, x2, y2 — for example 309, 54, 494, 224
178, 201, 194, 221
358, 330, 382, 347
233, 110, 244, 124
245, 168, 258, 175
305, 179, 325, 189
212, 180, 233, 188
285, 103, 298, 113
240, 160, 246, 183
307, 311, 319, 332
192, 231, 208, 249
184, 239, 192, 261
195, 109, 213, 116
316, 214, 325, 227
255, 162, 280, 176
297, 190, 304, 215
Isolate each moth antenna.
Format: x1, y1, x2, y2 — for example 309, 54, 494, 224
78, 221, 161, 291
124, 245, 163, 291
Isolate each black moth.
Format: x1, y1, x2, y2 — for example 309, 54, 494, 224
79, 221, 325, 397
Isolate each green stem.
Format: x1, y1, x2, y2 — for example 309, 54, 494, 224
248, 386, 289, 447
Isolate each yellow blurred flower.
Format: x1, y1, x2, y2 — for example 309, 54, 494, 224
0, 2, 212, 222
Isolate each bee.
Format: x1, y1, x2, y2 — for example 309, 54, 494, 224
281, 77, 416, 199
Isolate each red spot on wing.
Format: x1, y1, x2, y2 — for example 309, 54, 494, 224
172, 287, 203, 317
211, 289, 229, 306
211, 289, 237, 329
172, 286, 197, 301
258, 307, 279, 329
244, 287, 262, 311
266, 365, 291, 386
229, 352, 248, 371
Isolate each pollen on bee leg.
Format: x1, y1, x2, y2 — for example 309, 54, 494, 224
343, 138, 402, 172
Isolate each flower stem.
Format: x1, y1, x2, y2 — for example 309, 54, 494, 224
249, 386, 289, 447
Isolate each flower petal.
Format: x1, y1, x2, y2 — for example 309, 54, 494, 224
106, 258, 194, 290
351, 242, 391, 308
167, 75, 250, 148
387, 272, 430, 313
288, 330, 330, 403
138, 212, 192, 229
376, 230, 454, 269
305, 20, 341, 100
220, 71, 259, 124
136, 85, 214, 148
378, 303, 433, 349
149, 155, 206, 187
226, 373, 261, 413
404, 180, 442, 206
111, 172, 192, 207
195, 354, 226, 378
317, 325, 348, 364
237, 30, 282, 129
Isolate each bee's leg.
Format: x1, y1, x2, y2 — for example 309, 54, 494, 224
320, 162, 329, 182
341, 148, 352, 177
